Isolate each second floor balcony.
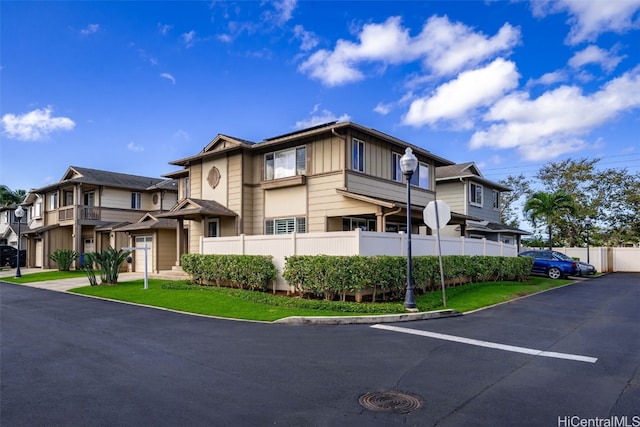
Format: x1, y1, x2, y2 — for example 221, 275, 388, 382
58, 205, 101, 222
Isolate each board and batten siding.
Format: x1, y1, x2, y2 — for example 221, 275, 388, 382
307, 172, 378, 232
345, 172, 435, 208
310, 133, 343, 175
227, 154, 242, 231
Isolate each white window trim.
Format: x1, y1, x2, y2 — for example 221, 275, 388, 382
264, 145, 306, 181
392, 153, 403, 182
265, 217, 306, 235
492, 190, 500, 210
207, 218, 220, 237
352, 138, 365, 173
470, 182, 483, 207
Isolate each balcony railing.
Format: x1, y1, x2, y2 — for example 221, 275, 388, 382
57, 205, 101, 222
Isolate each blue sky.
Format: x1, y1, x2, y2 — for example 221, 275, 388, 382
2, 0, 640, 193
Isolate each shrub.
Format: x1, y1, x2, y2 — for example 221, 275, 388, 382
83, 247, 131, 285
180, 254, 277, 291
48, 249, 79, 271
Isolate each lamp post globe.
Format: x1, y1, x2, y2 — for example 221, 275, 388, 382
400, 147, 418, 310
14, 205, 24, 278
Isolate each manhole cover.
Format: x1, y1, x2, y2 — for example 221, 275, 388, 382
359, 391, 422, 414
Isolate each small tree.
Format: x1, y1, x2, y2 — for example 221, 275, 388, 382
48, 249, 79, 271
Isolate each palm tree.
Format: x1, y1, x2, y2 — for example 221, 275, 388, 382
0, 185, 26, 206
524, 190, 576, 250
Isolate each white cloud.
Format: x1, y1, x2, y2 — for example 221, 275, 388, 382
182, 30, 196, 48
80, 24, 99, 36
298, 15, 520, 87
526, 71, 568, 87
158, 23, 172, 35
293, 25, 319, 51
469, 66, 640, 160
271, 0, 297, 26
374, 103, 392, 115
531, 0, 640, 44
294, 106, 351, 129
174, 129, 191, 141
1, 107, 75, 141
403, 58, 520, 127
160, 73, 176, 84
568, 45, 624, 73
127, 142, 144, 152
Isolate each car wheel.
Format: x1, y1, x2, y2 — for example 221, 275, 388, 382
548, 267, 562, 279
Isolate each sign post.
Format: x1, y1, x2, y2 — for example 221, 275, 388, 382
423, 200, 451, 308
122, 244, 149, 289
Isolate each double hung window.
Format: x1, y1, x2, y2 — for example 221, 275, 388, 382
264, 146, 306, 180
131, 192, 142, 209
470, 183, 483, 206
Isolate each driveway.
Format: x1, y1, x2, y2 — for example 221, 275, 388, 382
1, 273, 638, 426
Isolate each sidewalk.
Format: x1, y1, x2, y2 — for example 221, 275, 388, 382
0, 268, 145, 292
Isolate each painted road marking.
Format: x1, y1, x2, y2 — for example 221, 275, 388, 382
371, 324, 598, 363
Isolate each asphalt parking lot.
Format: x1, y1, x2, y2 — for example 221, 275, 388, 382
1, 273, 639, 426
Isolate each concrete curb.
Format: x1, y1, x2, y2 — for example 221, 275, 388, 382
273, 309, 462, 325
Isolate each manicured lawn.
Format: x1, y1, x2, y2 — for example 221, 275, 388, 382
1, 270, 87, 283
70, 280, 388, 321
416, 277, 573, 313
4, 270, 577, 321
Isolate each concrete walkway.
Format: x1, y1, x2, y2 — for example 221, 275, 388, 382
0, 268, 145, 292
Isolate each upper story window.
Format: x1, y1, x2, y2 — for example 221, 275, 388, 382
63, 191, 74, 207
352, 138, 365, 173
83, 191, 95, 206
184, 177, 190, 198
264, 146, 306, 180
392, 153, 403, 182
32, 202, 42, 219
410, 162, 429, 189
492, 190, 500, 210
393, 153, 428, 189
131, 192, 142, 210
49, 192, 58, 210
470, 182, 483, 207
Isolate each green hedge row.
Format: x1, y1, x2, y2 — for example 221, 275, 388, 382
181, 254, 278, 291
283, 255, 534, 301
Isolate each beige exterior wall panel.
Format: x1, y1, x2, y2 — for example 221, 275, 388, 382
191, 163, 202, 199
346, 172, 434, 207
201, 158, 228, 205
264, 186, 307, 218
436, 181, 466, 214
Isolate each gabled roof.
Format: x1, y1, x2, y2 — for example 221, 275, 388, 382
113, 213, 178, 232
30, 166, 175, 193
436, 162, 511, 192
156, 198, 237, 220
167, 121, 455, 169
169, 134, 254, 166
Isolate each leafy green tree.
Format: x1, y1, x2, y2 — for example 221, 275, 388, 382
524, 190, 577, 250
0, 185, 26, 206
498, 173, 531, 227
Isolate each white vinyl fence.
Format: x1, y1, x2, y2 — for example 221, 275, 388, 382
201, 230, 518, 291
540, 247, 640, 273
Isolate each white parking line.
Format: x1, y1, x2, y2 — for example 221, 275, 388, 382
371, 324, 598, 364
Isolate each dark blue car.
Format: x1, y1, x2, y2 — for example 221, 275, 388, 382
518, 250, 579, 279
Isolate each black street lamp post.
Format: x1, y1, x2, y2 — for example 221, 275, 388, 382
585, 216, 592, 264
400, 147, 418, 311
14, 205, 24, 278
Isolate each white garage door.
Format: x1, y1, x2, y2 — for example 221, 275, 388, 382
134, 236, 153, 273
35, 240, 43, 267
